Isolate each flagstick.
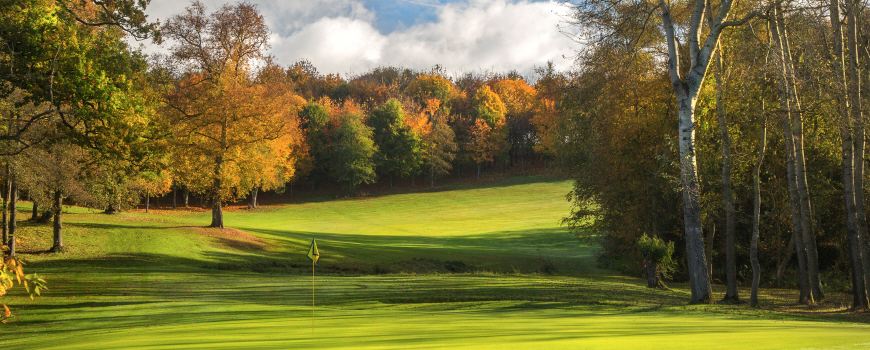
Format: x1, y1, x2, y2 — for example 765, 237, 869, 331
312, 258, 315, 339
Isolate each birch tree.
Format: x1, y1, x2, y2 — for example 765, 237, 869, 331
568, 0, 767, 303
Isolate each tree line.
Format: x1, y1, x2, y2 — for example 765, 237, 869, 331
0, 1, 569, 258
562, 0, 870, 310
5, 0, 869, 310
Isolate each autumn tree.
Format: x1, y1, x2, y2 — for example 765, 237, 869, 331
18, 141, 91, 252
493, 78, 538, 174
160, 1, 302, 228
470, 85, 509, 176
568, 0, 770, 303
416, 99, 458, 188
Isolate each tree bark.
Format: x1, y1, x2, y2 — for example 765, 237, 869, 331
846, 0, 870, 300
661, 0, 720, 304
51, 190, 64, 253
775, 234, 794, 287
184, 188, 189, 208
8, 178, 17, 258
750, 115, 766, 308
830, 0, 868, 310
644, 259, 668, 289
705, 223, 715, 279
780, 10, 823, 301
211, 159, 224, 229
770, 13, 813, 304
145, 195, 150, 213
251, 187, 258, 209
2, 163, 8, 250
715, 46, 739, 303
173, 186, 177, 209
31, 200, 38, 221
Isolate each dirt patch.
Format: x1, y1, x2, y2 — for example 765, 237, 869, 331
188, 226, 266, 251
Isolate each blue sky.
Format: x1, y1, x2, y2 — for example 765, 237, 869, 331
141, 0, 576, 77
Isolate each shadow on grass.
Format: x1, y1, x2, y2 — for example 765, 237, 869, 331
240, 226, 597, 275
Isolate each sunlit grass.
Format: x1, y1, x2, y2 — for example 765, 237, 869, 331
2, 175, 869, 349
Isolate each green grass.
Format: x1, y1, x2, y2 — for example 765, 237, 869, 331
2, 176, 869, 349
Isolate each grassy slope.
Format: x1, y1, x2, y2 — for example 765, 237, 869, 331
1, 176, 869, 349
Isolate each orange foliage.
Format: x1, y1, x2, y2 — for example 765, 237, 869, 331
166, 71, 305, 201
492, 79, 537, 116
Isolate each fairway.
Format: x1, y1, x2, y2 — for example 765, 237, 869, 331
3, 177, 869, 349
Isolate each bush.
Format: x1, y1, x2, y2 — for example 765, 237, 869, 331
637, 234, 674, 289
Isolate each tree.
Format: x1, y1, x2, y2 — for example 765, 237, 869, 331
492, 78, 538, 174
568, 0, 768, 304
469, 118, 507, 180
18, 141, 91, 252
160, 1, 302, 228
472, 85, 507, 128
329, 111, 377, 195
369, 99, 422, 188
132, 170, 172, 213
417, 99, 457, 188
637, 234, 675, 289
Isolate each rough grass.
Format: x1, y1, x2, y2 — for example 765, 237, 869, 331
2, 175, 869, 349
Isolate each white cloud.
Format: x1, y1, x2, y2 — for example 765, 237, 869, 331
138, 0, 576, 78
273, 17, 387, 75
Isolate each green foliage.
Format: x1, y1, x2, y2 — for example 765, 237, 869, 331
1, 254, 47, 321
472, 85, 507, 127
636, 234, 675, 277
330, 112, 377, 194
405, 73, 454, 104
369, 99, 423, 181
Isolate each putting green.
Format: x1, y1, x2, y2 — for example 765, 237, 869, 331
31, 310, 870, 350
3, 176, 869, 349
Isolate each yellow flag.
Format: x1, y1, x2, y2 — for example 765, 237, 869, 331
307, 239, 319, 265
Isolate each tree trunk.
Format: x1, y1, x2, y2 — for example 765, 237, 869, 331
521, 153, 525, 175
184, 188, 189, 208
145, 195, 150, 213
477, 163, 481, 181
770, 14, 813, 304
51, 190, 64, 253
8, 178, 17, 258
644, 259, 667, 289
2, 164, 8, 250
846, 0, 870, 302
776, 234, 794, 288
31, 200, 38, 221
715, 47, 739, 303
251, 187, 258, 209
660, 0, 721, 304
830, 0, 868, 310
210, 156, 225, 229
173, 187, 177, 209
780, 13, 823, 302
679, 104, 714, 304
705, 223, 715, 279
429, 164, 435, 189
750, 116, 766, 308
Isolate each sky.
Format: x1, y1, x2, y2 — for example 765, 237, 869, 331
135, 0, 579, 78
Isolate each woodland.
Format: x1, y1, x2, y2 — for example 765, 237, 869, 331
1, 0, 870, 337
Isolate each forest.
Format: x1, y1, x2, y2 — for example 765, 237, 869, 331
2, 0, 870, 321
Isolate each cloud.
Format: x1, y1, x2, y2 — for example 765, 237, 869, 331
273, 17, 387, 75
139, 0, 576, 78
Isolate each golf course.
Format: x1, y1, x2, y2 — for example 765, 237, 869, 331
0, 176, 867, 349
